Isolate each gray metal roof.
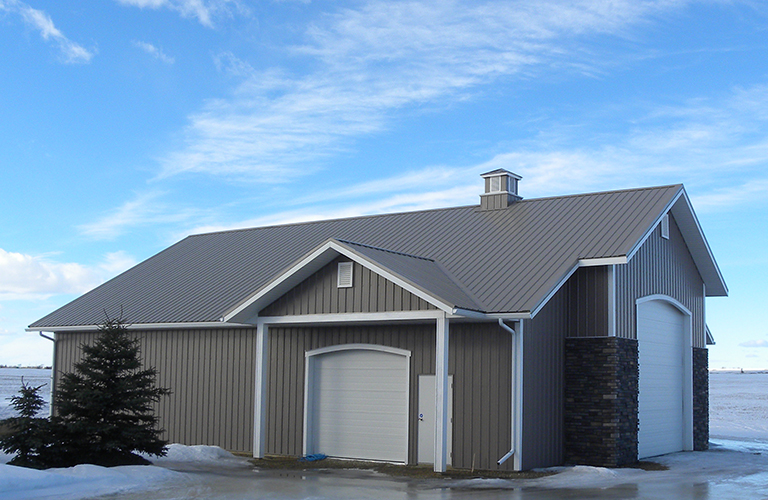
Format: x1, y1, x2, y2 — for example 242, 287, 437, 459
29, 184, 725, 329
336, 240, 485, 312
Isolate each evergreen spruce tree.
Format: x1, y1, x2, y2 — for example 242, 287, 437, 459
0, 380, 48, 467
53, 315, 170, 466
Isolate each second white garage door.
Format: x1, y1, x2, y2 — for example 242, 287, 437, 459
305, 345, 410, 462
637, 299, 689, 459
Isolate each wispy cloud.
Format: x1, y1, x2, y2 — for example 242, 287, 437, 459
115, 0, 243, 27
77, 191, 204, 240
740, 339, 768, 348
1, 0, 95, 63
0, 249, 136, 299
157, 0, 696, 182
133, 40, 175, 64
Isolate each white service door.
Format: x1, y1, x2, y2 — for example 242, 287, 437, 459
417, 375, 453, 465
309, 348, 408, 462
638, 300, 686, 458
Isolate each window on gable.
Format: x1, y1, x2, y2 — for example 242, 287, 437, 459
661, 214, 670, 240
337, 261, 353, 288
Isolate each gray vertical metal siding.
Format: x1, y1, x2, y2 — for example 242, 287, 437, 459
265, 322, 512, 471
616, 214, 705, 347
261, 257, 437, 316
450, 323, 513, 471
54, 327, 257, 453
566, 266, 610, 338
521, 281, 567, 470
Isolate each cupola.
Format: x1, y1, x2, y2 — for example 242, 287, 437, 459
479, 169, 522, 210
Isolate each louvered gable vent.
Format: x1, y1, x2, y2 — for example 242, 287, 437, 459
337, 261, 353, 288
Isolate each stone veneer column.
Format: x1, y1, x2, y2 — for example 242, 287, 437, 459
564, 337, 638, 467
692, 347, 709, 451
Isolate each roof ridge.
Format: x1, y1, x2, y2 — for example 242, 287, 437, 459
190, 204, 476, 237
194, 185, 683, 238
337, 239, 434, 262
516, 184, 682, 204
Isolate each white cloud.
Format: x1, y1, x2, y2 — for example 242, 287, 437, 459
157, 0, 698, 182
740, 339, 768, 348
133, 40, 175, 64
0, 249, 135, 300
77, 190, 206, 240
116, 0, 243, 27
1, 0, 95, 63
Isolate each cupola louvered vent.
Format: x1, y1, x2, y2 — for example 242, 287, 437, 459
337, 261, 353, 288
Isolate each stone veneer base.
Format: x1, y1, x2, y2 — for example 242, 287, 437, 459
564, 337, 639, 467
693, 347, 709, 451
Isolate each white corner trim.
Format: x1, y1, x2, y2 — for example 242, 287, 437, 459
434, 313, 450, 473
253, 324, 269, 458
608, 265, 616, 337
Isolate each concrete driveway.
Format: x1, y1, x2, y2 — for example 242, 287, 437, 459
90, 440, 768, 500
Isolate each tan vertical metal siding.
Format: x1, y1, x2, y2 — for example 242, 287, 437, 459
54, 327, 257, 453
616, 215, 706, 347
521, 282, 567, 469
265, 322, 512, 470
261, 257, 437, 316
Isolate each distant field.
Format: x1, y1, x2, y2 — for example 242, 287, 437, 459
0, 368, 52, 419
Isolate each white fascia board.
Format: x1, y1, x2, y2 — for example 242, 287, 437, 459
224, 239, 341, 323
528, 263, 581, 319
625, 187, 684, 262
255, 310, 445, 326
332, 241, 456, 314
578, 256, 628, 266
670, 190, 728, 296
226, 239, 458, 323
26, 321, 245, 333
481, 170, 522, 180
485, 312, 532, 320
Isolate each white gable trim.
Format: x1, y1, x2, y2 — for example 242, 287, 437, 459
224, 239, 457, 323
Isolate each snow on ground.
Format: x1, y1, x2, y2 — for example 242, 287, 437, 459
0, 445, 249, 500
3, 441, 768, 499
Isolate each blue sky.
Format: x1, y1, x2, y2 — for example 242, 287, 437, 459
0, 0, 766, 369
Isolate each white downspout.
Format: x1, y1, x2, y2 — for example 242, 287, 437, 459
39, 332, 56, 417
497, 318, 519, 467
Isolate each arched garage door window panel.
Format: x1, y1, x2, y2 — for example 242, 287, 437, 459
304, 344, 411, 463
636, 295, 693, 459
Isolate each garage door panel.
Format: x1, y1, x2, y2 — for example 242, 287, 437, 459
638, 299, 687, 459
309, 347, 409, 463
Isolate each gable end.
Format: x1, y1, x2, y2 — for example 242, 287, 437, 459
261, 256, 438, 316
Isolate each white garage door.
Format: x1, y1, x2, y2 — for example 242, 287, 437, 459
307, 346, 409, 462
637, 299, 686, 458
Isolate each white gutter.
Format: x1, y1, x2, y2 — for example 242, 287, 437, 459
497, 318, 518, 467
26, 321, 248, 333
